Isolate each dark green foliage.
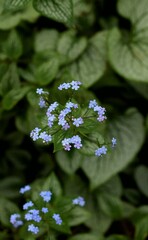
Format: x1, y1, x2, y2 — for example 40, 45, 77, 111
0, 0, 148, 239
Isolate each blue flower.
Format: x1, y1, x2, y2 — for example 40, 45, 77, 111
62, 138, 72, 151
112, 137, 117, 147
30, 128, 41, 141
62, 135, 82, 151
10, 214, 23, 228
62, 122, 70, 130
41, 207, 48, 213
39, 97, 46, 108
25, 209, 41, 222
36, 88, 45, 95
71, 135, 82, 149
46, 102, 59, 116
23, 201, 34, 210
47, 114, 56, 127
66, 101, 78, 109
94, 106, 107, 122
40, 191, 52, 202
58, 83, 71, 90
28, 224, 39, 234
58, 81, 81, 91
71, 80, 82, 90
72, 196, 85, 206
39, 132, 52, 143
88, 100, 97, 109
20, 185, 31, 194
73, 117, 84, 127
52, 213, 62, 225
95, 146, 107, 157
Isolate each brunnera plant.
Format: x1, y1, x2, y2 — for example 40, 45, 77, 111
10, 80, 116, 238
10, 184, 85, 237
30, 80, 116, 156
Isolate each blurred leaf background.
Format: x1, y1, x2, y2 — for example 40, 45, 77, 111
0, 0, 148, 239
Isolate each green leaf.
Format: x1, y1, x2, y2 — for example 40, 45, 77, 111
0, 63, 20, 96
130, 206, 148, 224
81, 109, 145, 189
98, 175, 123, 197
33, 0, 73, 25
35, 57, 60, 85
0, 4, 39, 29
106, 236, 130, 240
56, 150, 82, 175
69, 31, 107, 88
79, 131, 105, 156
134, 165, 148, 197
135, 216, 148, 240
64, 175, 87, 197
73, 0, 95, 29
108, 0, 148, 83
42, 172, 63, 197
58, 30, 87, 63
69, 207, 90, 226
0, 198, 19, 226
34, 29, 59, 52
128, 82, 148, 100
68, 233, 104, 240
97, 193, 124, 219
2, 86, 31, 110
4, 0, 30, 10
85, 195, 112, 234
53, 130, 66, 153
2, 30, 23, 59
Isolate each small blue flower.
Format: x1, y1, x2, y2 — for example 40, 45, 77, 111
41, 207, 48, 213
40, 191, 52, 202
36, 88, 45, 95
25, 212, 33, 221
39, 132, 52, 143
58, 81, 81, 91
89, 100, 97, 109
95, 146, 107, 157
62, 138, 71, 151
94, 106, 107, 122
30, 128, 41, 141
39, 97, 46, 108
72, 196, 85, 206
20, 185, 31, 194
46, 102, 59, 116
52, 213, 62, 225
71, 80, 82, 90
48, 114, 56, 127
28, 224, 39, 234
25, 209, 41, 222
23, 201, 34, 210
62, 135, 82, 151
71, 135, 82, 149
112, 137, 117, 147
73, 117, 84, 127
58, 83, 71, 90
10, 214, 23, 228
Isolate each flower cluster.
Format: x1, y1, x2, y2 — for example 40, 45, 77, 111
30, 81, 117, 157
89, 99, 106, 122
30, 127, 52, 143
62, 135, 82, 151
10, 214, 23, 228
58, 81, 82, 90
10, 185, 85, 235
72, 196, 85, 206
